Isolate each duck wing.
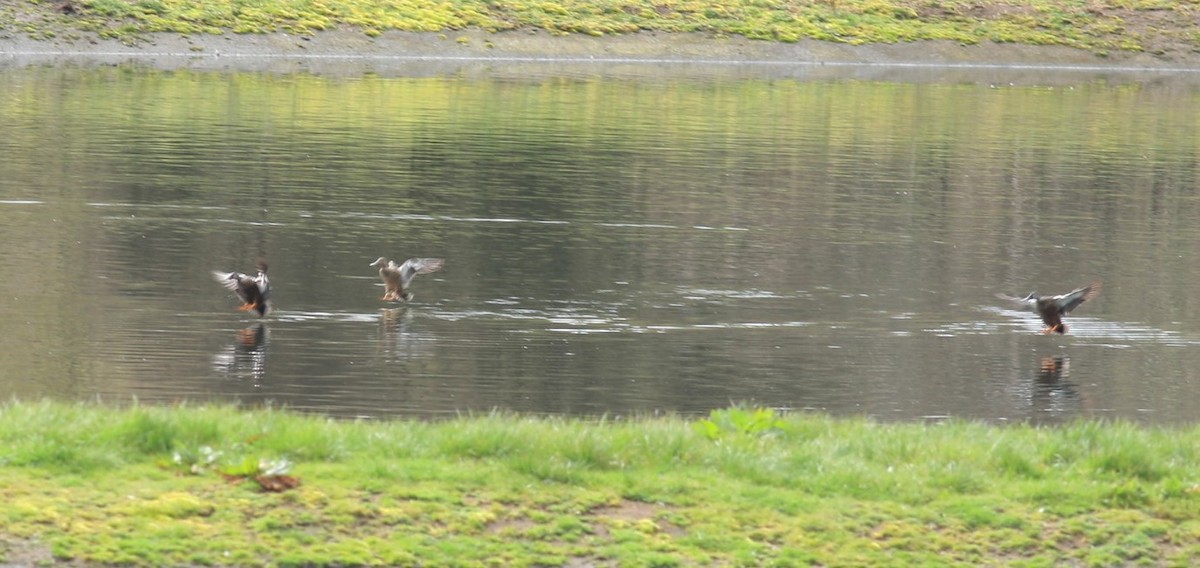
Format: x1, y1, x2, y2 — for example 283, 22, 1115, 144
214, 271, 264, 306
1051, 281, 1101, 314
995, 292, 1038, 310
397, 258, 444, 288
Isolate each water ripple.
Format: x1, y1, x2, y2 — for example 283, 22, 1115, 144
982, 306, 1200, 345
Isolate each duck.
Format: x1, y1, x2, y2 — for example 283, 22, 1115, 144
370, 257, 444, 302
213, 258, 271, 317
996, 281, 1100, 334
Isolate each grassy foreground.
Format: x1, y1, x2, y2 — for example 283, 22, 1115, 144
1, 402, 1200, 566
1, 0, 1198, 57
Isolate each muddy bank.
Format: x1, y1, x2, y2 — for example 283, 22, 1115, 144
3, 28, 1200, 83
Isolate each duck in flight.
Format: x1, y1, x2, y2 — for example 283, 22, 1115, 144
996, 281, 1101, 335
213, 259, 271, 317
370, 257, 444, 302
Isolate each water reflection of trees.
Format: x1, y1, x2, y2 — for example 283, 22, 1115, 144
6, 70, 1200, 419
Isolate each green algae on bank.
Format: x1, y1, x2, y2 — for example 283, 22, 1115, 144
1, 0, 1198, 58
2, 401, 1200, 566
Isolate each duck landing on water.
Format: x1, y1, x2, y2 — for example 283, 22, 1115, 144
213, 259, 271, 317
370, 257, 444, 302
996, 281, 1101, 335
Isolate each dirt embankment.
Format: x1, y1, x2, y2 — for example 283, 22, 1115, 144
2, 29, 1200, 85
3, 25, 1200, 78
3, 0, 1200, 74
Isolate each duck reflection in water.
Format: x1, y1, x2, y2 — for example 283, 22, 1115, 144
1029, 356, 1088, 421
378, 308, 435, 362
212, 323, 269, 386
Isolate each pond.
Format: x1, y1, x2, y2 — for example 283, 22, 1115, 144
1, 59, 1199, 424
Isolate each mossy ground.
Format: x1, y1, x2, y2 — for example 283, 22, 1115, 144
2, 401, 1200, 566
0, 0, 1198, 58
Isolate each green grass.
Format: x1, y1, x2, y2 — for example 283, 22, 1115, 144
2, 401, 1200, 566
1, 0, 1198, 54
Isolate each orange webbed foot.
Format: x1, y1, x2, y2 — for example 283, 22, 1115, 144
238, 303, 255, 312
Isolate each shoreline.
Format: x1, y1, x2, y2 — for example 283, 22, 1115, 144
4, 29, 1200, 80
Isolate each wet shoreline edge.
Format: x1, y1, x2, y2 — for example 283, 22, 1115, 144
3, 29, 1200, 80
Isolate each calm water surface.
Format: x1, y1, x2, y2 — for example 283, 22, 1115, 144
2, 63, 1199, 423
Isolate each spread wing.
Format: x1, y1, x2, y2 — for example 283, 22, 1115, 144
213, 271, 261, 305
995, 292, 1036, 311
1052, 281, 1101, 314
397, 258, 444, 288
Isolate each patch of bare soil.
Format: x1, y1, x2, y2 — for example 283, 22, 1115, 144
590, 499, 686, 538
0, 536, 64, 568
1105, 7, 1199, 59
